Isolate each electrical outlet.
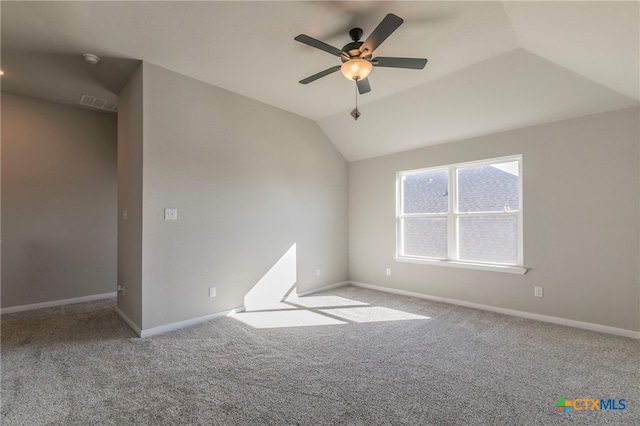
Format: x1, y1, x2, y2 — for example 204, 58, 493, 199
315, 268, 321, 277
386, 268, 391, 276
122, 209, 128, 220
117, 284, 125, 296
164, 208, 178, 220
534, 286, 543, 298
209, 287, 216, 298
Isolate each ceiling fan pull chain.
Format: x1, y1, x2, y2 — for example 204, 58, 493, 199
351, 81, 361, 121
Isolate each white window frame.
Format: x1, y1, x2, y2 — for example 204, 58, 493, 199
395, 155, 526, 274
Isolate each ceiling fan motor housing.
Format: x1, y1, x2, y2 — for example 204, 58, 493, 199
341, 27, 373, 62
341, 41, 366, 62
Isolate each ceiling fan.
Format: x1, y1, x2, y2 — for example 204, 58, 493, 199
295, 13, 428, 95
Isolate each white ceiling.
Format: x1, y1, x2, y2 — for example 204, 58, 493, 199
1, 1, 638, 161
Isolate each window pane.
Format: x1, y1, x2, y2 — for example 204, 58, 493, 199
458, 216, 518, 264
457, 161, 519, 213
402, 217, 447, 259
402, 170, 448, 214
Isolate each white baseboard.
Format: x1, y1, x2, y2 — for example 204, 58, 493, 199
1, 292, 117, 314
135, 307, 246, 338
115, 306, 142, 336
116, 305, 246, 338
349, 281, 640, 340
295, 281, 350, 297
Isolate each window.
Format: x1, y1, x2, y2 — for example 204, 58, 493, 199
396, 156, 525, 274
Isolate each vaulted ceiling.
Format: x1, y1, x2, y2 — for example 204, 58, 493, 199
2, 1, 638, 161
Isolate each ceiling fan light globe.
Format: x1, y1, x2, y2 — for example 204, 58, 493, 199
341, 59, 372, 81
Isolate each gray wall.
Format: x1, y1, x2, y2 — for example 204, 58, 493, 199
117, 65, 144, 326
118, 63, 348, 330
1, 93, 117, 308
349, 107, 640, 332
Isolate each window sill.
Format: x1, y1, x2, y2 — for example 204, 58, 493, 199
394, 256, 528, 275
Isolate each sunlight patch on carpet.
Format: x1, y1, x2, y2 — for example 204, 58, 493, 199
319, 306, 430, 323
285, 295, 369, 309
234, 310, 346, 329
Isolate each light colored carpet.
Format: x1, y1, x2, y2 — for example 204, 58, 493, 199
1, 285, 638, 425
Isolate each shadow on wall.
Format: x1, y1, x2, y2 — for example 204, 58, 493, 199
239, 243, 430, 329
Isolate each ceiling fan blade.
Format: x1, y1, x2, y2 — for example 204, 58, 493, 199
294, 34, 344, 57
299, 65, 342, 85
372, 57, 428, 69
356, 77, 371, 94
359, 14, 403, 56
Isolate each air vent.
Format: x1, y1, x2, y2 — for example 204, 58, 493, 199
79, 95, 118, 112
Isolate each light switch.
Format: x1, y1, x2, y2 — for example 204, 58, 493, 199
164, 208, 178, 220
